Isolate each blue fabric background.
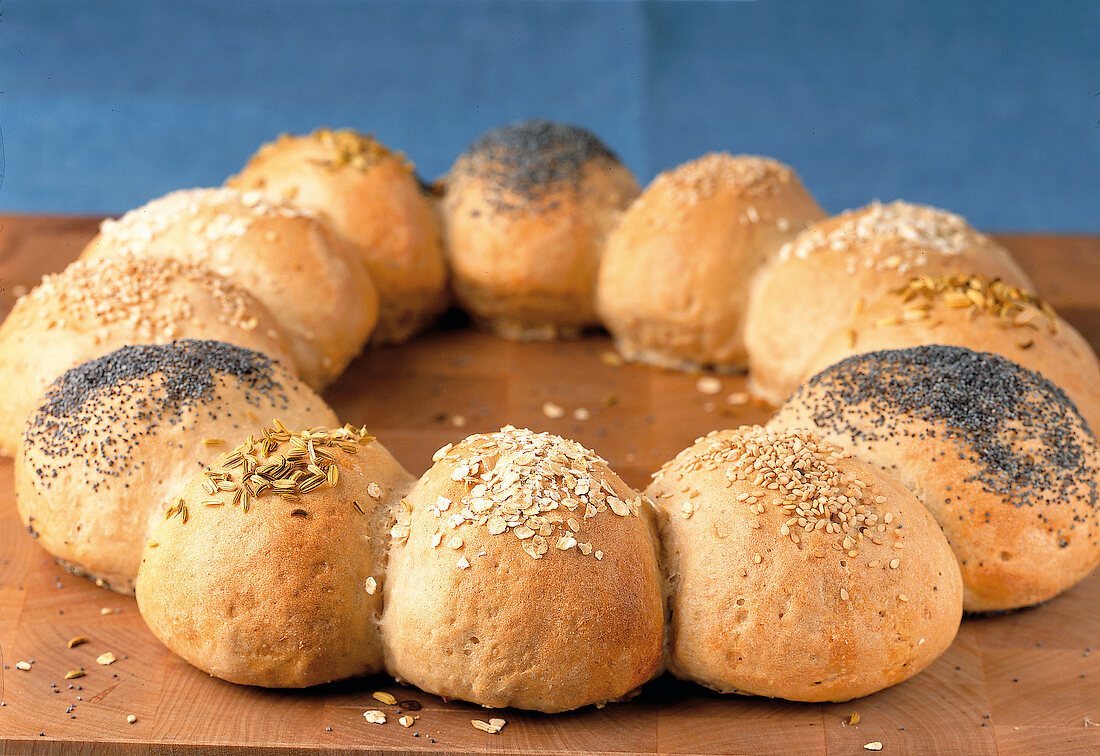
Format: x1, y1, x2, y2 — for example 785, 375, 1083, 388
1, 0, 1097, 231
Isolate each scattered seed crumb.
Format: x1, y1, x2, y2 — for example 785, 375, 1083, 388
96, 652, 117, 666
457, 556, 471, 569
696, 376, 722, 395
64, 670, 85, 680
541, 402, 565, 419
864, 743, 883, 752
126, 714, 137, 724
364, 710, 386, 724
399, 715, 415, 728
100, 608, 113, 615
15, 661, 31, 671
372, 691, 397, 706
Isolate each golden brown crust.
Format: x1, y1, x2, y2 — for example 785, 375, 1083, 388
80, 187, 379, 389
136, 423, 415, 687
0, 255, 296, 457
381, 427, 664, 712
803, 273, 1100, 434
597, 154, 825, 370
441, 121, 640, 340
647, 426, 963, 701
770, 346, 1100, 612
15, 341, 338, 594
228, 130, 449, 344
744, 201, 1035, 405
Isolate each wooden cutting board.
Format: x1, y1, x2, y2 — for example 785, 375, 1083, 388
0, 215, 1098, 755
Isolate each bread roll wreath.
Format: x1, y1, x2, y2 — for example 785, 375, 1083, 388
3, 119, 1097, 712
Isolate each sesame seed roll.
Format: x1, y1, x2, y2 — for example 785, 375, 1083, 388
597, 153, 825, 371
648, 425, 962, 702
80, 187, 379, 390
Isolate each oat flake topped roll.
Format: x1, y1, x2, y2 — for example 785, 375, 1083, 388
381, 426, 664, 712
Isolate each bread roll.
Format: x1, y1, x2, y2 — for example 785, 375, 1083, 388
227, 129, 448, 344
0, 255, 295, 457
81, 187, 378, 389
648, 425, 962, 702
771, 345, 1100, 612
16, 340, 337, 594
597, 154, 825, 370
744, 201, 1035, 405
440, 120, 640, 340
137, 423, 414, 687
803, 273, 1100, 434
382, 426, 664, 712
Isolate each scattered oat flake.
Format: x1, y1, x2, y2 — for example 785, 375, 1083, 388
100, 608, 114, 615
364, 710, 387, 724
572, 407, 591, 421
364, 577, 378, 595
372, 691, 397, 706
127, 714, 137, 724
600, 351, 624, 367
96, 652, 117, 666
451, 414, 468, 428
398, 715, 415, 728
457, 556, 471, 569
15, 661, 31, 671
727, 392, 750, 406
472, 718, 505, 734
64, 669, 86, 680
541, 402, 565, 419
367, 482, 382, 498
864, 743, 883, 751
696, 376, 722, 395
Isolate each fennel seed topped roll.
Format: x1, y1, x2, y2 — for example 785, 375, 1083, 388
228, 129, 449, 344
137, 422, 415, 688
744, 200, 1035, 405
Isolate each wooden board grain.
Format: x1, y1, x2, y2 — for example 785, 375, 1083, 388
0, 215, 1098, 755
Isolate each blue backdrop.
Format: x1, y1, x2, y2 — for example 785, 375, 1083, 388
1, 0, 1097, 231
